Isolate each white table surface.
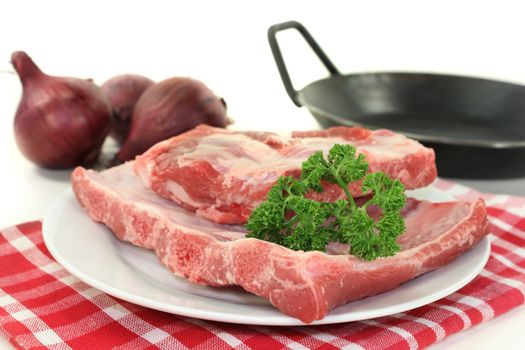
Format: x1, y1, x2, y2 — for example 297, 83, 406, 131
2, 1, 525, 348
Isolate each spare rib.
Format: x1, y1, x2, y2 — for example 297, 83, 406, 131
134, 125, 438, 224
72, 163, 488, 323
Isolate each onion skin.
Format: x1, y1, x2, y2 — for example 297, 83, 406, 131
11, 51, 110, 169
115, 77, 230, 163
101, 74, 154, 144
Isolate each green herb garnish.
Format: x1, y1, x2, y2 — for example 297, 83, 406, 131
245, 144, 406, 260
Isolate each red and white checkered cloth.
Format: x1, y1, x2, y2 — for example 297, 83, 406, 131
1, 179, 525, 350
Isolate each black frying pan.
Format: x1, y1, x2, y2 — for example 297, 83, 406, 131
268, 21, 525, 179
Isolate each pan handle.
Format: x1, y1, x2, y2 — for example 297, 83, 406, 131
268, 21, 340, 107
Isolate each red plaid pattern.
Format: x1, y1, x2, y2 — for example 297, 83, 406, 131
1, 179, 525, 349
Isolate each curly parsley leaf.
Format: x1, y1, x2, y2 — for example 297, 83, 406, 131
301, 151, 329, 192
362, 172, 406, 211
328, 144, 368, 184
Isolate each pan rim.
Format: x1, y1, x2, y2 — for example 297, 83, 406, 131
319, 70, 525, 87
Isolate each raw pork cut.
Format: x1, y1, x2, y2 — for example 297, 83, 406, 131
72, 163, 488, 323
134, 125, 437, 224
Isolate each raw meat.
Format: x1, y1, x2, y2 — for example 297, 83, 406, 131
134, 125, 437, 224
71, 163, 488, 324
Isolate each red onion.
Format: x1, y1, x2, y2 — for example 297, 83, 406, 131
115, 77, 230, 163
101, 74, 154, 144
11, 51, 110, 169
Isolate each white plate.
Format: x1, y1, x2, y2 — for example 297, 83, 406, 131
42, 187, 490, 326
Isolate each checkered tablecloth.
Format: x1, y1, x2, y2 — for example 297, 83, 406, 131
1, 179, 525, 349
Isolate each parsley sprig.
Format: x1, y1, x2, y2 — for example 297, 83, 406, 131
245, 144, 406, 260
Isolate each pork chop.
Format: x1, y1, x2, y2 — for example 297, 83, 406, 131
72, 163, 488, 323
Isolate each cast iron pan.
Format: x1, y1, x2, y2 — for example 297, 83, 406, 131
268, 21, 525, 179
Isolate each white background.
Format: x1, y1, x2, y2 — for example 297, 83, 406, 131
1, 0, 525, 348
